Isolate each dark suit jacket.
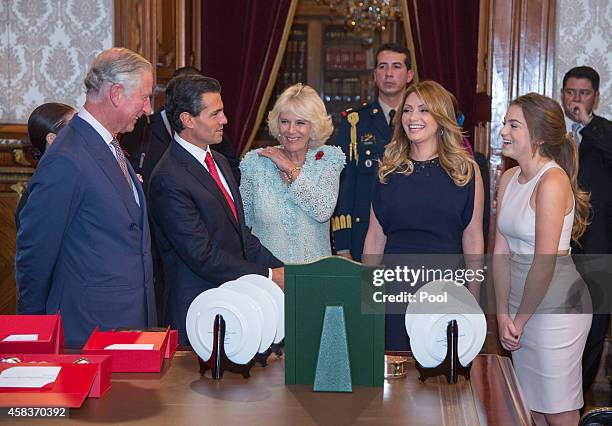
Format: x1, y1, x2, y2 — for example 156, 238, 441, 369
15, 116, 156, 346
120, 110, 241, 190
573, 115, 612, 254
148, 140, 282, 345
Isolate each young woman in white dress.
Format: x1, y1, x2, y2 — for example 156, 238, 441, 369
494, 93, 592, 425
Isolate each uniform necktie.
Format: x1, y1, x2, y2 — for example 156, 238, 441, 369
110, 138, 133, 190
388, 109, 396, 130
204, 152, 237, 221
571, 122, 583, 145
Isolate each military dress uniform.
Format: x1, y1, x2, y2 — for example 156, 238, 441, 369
332, 100, 394, 261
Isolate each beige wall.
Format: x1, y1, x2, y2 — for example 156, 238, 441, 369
555, 0, 612, 118
0, 0, 113, 124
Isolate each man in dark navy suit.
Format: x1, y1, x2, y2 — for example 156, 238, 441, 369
16, 48, 156, 346
332, 43, 414, 261
148, 75, 283, 345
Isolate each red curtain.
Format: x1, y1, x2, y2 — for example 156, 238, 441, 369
406, 0, 480, 143
201, 0, 295, 155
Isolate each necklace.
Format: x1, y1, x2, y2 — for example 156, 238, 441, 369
410, 157, 439, 176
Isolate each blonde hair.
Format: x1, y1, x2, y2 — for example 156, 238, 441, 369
378, 80, 476, 186
267, 83, 333, 148
510, 93, 591, 242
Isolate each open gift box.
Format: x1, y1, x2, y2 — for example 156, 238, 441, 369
82, 327, 176, 372
0, 314, 64, 354
0, 360, 100, 408
0, 354, 111, 398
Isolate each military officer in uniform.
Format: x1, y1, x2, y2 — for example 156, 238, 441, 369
332, 43, 414, 261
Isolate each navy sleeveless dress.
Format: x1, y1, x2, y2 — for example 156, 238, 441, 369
371, 158, 475, 351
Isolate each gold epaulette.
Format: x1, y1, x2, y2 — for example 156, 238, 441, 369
331, 214, 352, 232
347, 112, 359, 163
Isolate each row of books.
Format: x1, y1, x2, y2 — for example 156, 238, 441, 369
282, 40, 307, 71
323, 75, 374, 104
325, 47, 374, 70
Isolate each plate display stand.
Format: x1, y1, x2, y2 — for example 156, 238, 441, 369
415, 320, 471, 384
253, 341, 284, 367
197, 314, 254, 379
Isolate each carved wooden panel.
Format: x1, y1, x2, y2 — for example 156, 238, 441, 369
0, 196, 18, 314
114, 0, 201, 109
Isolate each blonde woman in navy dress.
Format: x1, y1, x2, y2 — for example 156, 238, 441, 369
495, 93, 592, 425
363, 80, 485, 351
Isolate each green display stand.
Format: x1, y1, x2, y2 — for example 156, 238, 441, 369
313, 305, 352, 392
285, 256, 384, 388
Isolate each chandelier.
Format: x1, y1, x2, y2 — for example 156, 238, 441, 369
317, 0, 400, 33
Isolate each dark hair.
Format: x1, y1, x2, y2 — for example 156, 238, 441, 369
165, 75, 221, 133
510, 93, 590, 241
170, 66, 203, 79
27, 102, 76, 160
562, 66, 600, 92
375, 43, 412, 70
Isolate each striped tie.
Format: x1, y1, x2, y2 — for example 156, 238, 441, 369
110, 138, 133, 190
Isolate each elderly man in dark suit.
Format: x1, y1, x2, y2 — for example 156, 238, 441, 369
148, 75, 283, 345
16, 48, 156, 346
561, 66, 612, 392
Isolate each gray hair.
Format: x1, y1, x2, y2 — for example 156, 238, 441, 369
84, 48, 152, 101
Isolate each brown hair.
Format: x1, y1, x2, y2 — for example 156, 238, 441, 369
378, 80, 476, 186
510, 93, 591, 242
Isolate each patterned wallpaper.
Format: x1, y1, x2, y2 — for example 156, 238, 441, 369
0, 0, 113, 123
555, 0, 612, 119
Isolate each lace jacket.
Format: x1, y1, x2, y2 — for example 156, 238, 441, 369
239, 145, 345, 263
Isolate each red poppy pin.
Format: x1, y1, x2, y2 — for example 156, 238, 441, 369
315, 151, 324, 160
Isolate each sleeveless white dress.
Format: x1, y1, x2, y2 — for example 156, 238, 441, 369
497, 161, 592, 413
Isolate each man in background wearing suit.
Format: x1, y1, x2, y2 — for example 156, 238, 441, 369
561, 66, 612, 392
148, 75, 283, 345
121, 66, 240, 188
16, 48, 156, 346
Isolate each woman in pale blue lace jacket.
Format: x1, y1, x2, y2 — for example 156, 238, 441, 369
240, 83, 345, 263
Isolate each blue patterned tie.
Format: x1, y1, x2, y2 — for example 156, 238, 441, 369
110, 139, 133, 190
571, 122, 583, 145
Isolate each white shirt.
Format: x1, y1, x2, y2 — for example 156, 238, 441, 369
160, 109, 172, 136
78, 107, 140, 206
173, 133, 234, 201
564, 112, 592, 146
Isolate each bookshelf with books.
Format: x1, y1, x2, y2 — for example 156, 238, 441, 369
322, 25, 381, 128
253, 25, 308, 145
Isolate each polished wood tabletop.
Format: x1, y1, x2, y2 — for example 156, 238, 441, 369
5, 351, 532, 426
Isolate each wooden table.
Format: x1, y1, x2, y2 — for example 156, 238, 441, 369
5, 352, 532, 425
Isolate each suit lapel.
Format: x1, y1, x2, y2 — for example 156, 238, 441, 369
172, 142, 240, 233
370, 100, 392, 142
72, 117, 141, 224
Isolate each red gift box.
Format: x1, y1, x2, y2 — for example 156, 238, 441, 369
0, 361, 98, 408
0, 354, 111, 398
0, 314, 64, 354
82, 327, 172, 372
